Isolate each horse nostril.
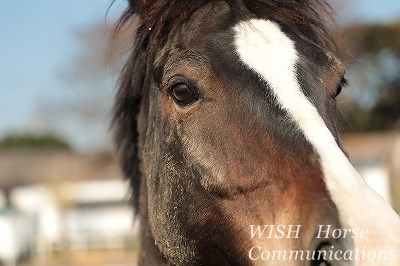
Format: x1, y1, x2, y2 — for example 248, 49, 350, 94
310, 241, 333, 266
308, 239, 352, 266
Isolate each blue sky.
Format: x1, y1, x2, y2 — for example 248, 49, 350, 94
0, 0, 125, 150
0, 0, 400, 150
345, 0, 400, 23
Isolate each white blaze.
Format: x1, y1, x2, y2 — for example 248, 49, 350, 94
233, 19, 400, 264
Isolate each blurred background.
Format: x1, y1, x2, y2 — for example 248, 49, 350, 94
0, 0, 399, 265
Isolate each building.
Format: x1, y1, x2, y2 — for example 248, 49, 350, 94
342, 131, 400, 211
0, 150, 137, 264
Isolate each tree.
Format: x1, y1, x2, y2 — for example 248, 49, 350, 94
42, 19, 137, 151
0, 134, 70, 150
338, 21, 400, 132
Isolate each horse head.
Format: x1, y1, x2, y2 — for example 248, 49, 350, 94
113, 1, 400, 265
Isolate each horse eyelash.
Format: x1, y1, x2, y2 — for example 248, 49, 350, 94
335, 76, 348, 98
341, 77, 349, 87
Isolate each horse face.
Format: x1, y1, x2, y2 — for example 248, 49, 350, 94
130, 1, 400, 265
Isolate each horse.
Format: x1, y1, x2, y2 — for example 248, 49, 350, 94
112, 0, 400, 265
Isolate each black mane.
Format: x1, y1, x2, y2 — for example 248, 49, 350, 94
111, 0, 337, 210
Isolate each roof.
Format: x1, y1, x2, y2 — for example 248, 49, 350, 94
0, 150, 122, 189
341, 131, 400, 164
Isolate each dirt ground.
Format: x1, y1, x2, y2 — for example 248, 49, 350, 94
18, 250, 138, 266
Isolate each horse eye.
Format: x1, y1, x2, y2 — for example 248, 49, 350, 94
335, 77, 348, 97
335, 83, 342, 97
169, 83, 199, 106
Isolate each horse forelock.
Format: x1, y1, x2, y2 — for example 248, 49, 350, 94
116, 0, 336, 61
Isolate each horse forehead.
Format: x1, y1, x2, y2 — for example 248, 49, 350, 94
232, 19, 338, 113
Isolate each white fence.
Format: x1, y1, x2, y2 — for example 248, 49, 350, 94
0, 179, 138, 265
